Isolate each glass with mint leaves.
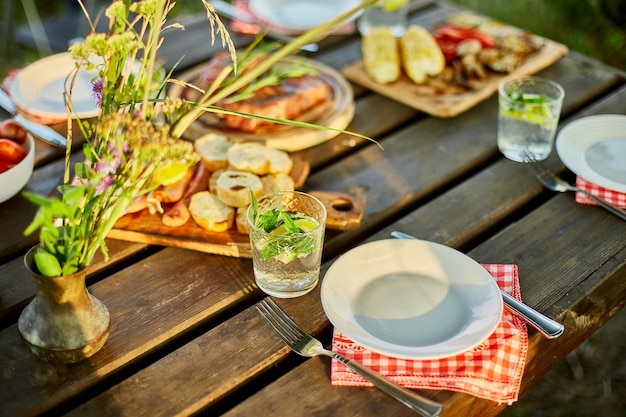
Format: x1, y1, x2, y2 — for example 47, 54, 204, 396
498, 76, 564, 162
247, 191, 327, 298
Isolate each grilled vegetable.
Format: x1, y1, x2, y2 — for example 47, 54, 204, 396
362, 27, 401, 84
400, 25, 446, 84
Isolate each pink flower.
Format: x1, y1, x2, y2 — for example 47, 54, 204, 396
92, 78, 104, 108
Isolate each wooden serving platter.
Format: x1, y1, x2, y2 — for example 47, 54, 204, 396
343, 35, 568, 118
108, 157, 366, 258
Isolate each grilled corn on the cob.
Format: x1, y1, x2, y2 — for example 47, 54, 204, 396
362, 27, 401, 84
400, 25, 446, 84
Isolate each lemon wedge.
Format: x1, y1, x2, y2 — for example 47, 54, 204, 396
382, 0, 409, 12
151, 161, 190, 187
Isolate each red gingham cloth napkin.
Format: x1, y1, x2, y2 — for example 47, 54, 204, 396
230, 0, 355, 36
330, 264, 529, 405
575, 176, 626, 208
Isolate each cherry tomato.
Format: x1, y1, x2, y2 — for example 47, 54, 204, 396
0, 160, 16, 174
0, 120, 27, 144
0, 138, 27, 164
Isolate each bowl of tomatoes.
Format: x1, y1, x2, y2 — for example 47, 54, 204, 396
0, 120, 35, 203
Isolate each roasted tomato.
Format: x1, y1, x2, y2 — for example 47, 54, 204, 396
0, 138, 27, 164
433, 24, 494, 61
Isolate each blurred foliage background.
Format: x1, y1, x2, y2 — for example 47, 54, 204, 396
1, 0, 625, 80
445, 0, 626, 71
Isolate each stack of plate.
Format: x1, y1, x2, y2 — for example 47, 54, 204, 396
240, 0, 361, 34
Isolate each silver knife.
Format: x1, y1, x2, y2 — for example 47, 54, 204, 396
0, 88, 67, 148
390, 230, 565, 339
210, 0, 319, 53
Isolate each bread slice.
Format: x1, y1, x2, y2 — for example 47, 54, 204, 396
227, 142, 270, 175
215, 170, 263, 208
266, 148, 293, 174
188, 191, 234, 232
235, 206, 250, 234
261, 173, 295, 195
208, 168, 226, 194
194, 133, 232, 171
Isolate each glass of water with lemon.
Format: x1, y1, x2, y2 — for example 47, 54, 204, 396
247, 191, 326, 298
357, 0, 409, 37
498, 76, 565, 162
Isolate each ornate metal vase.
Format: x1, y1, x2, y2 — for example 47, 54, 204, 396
18, 246, 110, 364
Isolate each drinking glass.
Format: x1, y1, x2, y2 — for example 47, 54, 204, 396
498, 76, 564, 162
357, 1, 409, 37
247, 191, 326, 298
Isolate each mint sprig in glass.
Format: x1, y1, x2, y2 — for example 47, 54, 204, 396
247, 191, 326, 298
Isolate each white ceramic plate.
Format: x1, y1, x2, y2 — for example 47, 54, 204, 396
556, 114, 626, 193
246, 0, 361, 33
321, 239, 503, 359
10, 52, 100, 124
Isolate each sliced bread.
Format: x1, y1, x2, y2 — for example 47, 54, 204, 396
188, 191, 234, 232
194, 133, 232, 171
261, 172, 295, 195
266, 148, 293, 174
227, 142, 270, 175
215, 170, 263, 208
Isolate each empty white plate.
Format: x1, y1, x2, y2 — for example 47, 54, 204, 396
247, 0, 361, 33
321, 239, 503, 359
10, 52, 100, 124
556, 114, 626, 193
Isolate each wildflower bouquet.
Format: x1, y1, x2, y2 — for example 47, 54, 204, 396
22, 0, 384, 277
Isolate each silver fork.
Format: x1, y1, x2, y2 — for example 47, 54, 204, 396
523, 155, 626, 221
257, 298, 444, 417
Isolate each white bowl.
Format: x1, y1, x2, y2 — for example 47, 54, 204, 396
0, 133, 35, 203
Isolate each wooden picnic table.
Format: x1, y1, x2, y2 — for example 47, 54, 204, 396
1, 1, 625, 416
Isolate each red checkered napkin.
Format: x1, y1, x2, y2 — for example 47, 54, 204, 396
575, 177, 626, 208
230, 0, 355, 35
331, 264, 528, 405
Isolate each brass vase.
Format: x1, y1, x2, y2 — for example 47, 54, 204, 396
18, 246, 111, 364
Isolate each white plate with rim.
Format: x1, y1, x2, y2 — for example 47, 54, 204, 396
321, 239, 503, 359
555, 114, 626, 193
245, 0, 362, 33
10, 52, 101, 124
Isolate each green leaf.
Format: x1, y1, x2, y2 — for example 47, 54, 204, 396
33, 248, 63, 277
256, 209, 281, 232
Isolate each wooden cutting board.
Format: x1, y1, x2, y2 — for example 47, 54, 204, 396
108, 158, 365, 258
343, 35, 569, 118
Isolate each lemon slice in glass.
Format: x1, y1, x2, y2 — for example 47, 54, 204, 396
382, 0, 409, 12
503, 93, 553, 126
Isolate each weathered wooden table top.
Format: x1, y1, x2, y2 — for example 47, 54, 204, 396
1, 2, 625, 416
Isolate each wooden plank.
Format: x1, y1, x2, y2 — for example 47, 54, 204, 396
0, 248, 257, 417
0, 239, 150, 328
217, 186, 626, 417
62, 195, 626, 417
